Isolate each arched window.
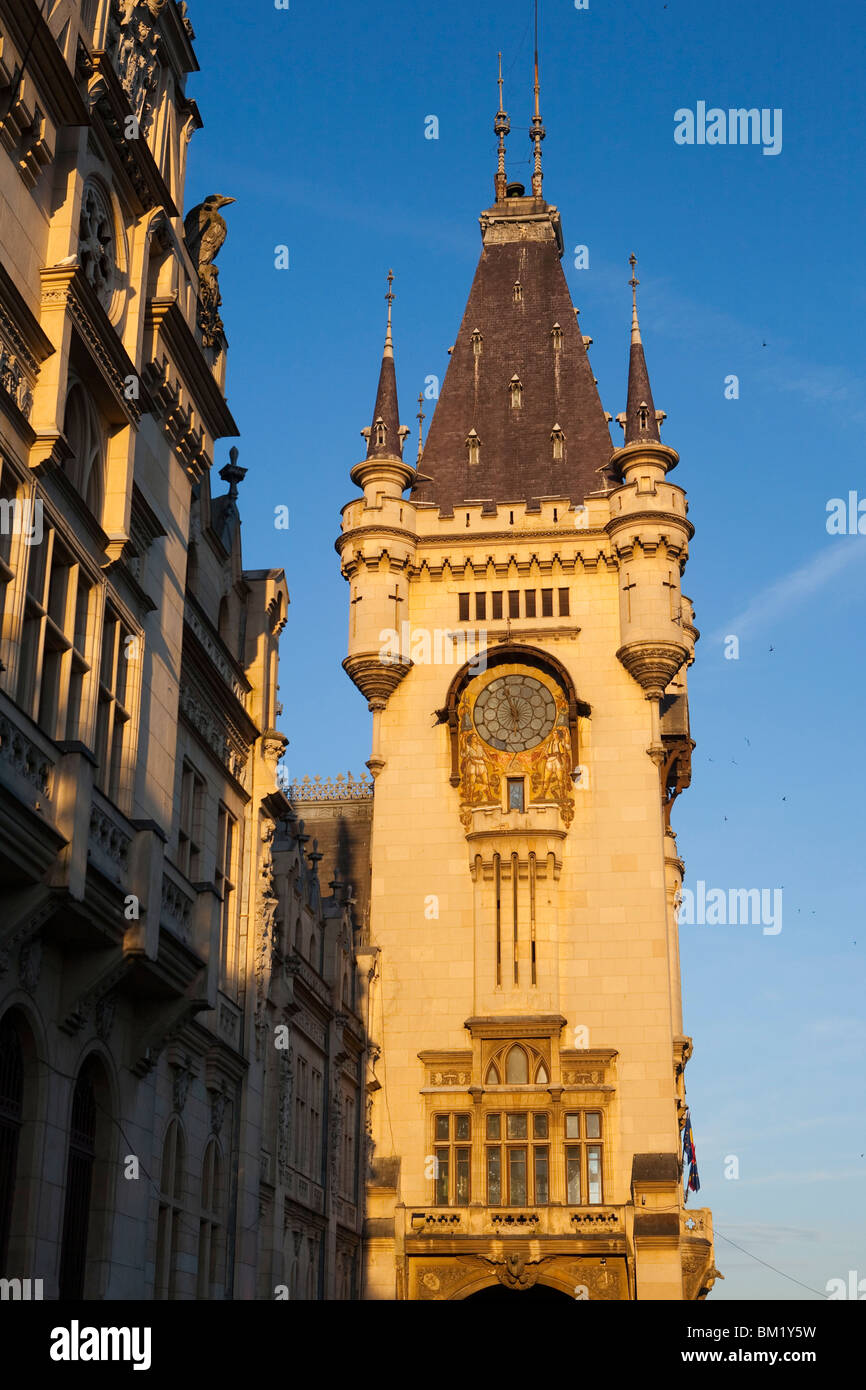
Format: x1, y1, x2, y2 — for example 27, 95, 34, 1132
58, 1062, 98, 1299
505, 1046, 529, 1085
197, 1138, 225, 1298
0, 1016, 24, 1272
535, 1060, 550, 1084
155, 1119, 185, 1299
63, 381, 106, 521
484, 1061, 500, 1086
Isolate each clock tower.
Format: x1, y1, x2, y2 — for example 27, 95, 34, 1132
337, 77, 719, 1302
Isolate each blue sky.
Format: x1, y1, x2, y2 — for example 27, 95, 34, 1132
185, 0, 866, 1299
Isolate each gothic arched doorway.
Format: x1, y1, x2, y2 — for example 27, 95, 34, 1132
465, 1282, 575, 1301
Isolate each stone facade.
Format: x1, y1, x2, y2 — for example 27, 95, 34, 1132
338, 141, 719, 1300
0, 0, 364, 1300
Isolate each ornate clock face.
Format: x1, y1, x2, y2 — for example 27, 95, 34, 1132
473, 674, 557, 752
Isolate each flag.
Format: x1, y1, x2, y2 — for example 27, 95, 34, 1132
682, 1107, 701, 1200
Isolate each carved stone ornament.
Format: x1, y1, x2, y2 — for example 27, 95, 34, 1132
17, 934, 42, 994
172, 1056, 193, 1113
107, 0, 169, 137
484, 1251, 546, 1291
457, 685, 574, 828
210, 1084, 227, 1137
95, 992, 117, 1043
277, 1048, 294, 1178
78, 183, 116, 310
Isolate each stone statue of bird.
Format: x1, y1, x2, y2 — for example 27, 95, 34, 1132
184, 194, 236, 272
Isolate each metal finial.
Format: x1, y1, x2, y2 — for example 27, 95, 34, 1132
384, 269, 395, 357
494, 51, 510, 202
416, 391, 425, 464
629, 254, 641, 344
530, 3, 545, 198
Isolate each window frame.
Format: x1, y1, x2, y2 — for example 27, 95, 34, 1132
432, 1112, 472, 1207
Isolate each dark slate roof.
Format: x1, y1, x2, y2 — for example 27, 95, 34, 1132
366, 345, 404, 461
625, 302, 661, 445
410, 196, 614, 512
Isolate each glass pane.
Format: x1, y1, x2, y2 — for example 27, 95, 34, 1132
565, 1113, 580, 1139
536, 1061, 549, 1083
534, 1148, 549, 1205
566, 1148, 581, 1204
505, 1047, 529, 1084
486, 1113, 501, 1140
487, 1147, 501, 1205
434, 1115, 449, 1142
507, 779, 525, 812
455, 1148, 470, 1205
509, 1147, 527, 1205
455, 1114, 470, 1141
484, 1062, 499, 1085
587, 1145, 602, 1204
506, 1113, 528, 1140
585, 1112, 601, 1139
434, 1149, 449, 1205
533, 1113, 548, 1139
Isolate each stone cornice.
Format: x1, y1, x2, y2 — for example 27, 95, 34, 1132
0, 0, 90, 128
39, 265, 147, 425
0, 259, 55, 372
606, 511, 695, 543
146, 297, 238, 440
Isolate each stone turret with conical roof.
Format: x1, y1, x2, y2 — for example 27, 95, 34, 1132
360, 271, 409, 464
341, 275, 415, 728
610, 257, 696, 703
624, 255, 662, 445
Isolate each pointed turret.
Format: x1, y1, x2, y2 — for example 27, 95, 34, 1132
624, 254, 661, 445
362, 270, 408, 462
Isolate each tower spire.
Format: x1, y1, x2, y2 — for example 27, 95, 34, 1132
530, 2, 545, 198
624, 254, 661, 445
416, 391, 425, 464
363, 270, 405, 460
384, 267, 395, 357
494, 51, 510, 203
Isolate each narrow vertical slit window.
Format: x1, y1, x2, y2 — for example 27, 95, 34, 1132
511, 853, 519, 984
508, 590, 520, 619
458, 592, 470, 621
494, 853, 501, 987
541, 589, 553, 617
524, 590, 536, 618
475, 592, 486, 620
492, 591, 503, 620
558, 587, 570, 617
529, 853, 537, 985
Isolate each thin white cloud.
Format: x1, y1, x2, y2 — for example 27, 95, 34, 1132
711, 543, 866, 641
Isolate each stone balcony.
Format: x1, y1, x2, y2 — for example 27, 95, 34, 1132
405, 1204, 627, 1244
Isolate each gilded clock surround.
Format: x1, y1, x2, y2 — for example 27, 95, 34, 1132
457, 663, 576, 829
